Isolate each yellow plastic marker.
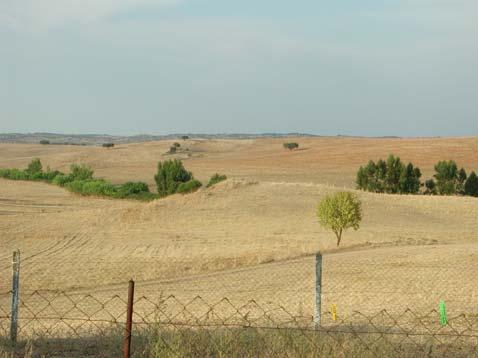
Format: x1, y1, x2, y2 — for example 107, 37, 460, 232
330, 304, 337, 322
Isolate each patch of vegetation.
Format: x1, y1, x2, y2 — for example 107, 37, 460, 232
173, 142, 181, 148
0, 159, 158, 201
168, 146, 177, 154
464, 171, 478, 197
102, 143, 115, 148
283, 142, 299, 150
39, 139, 50, 145
177, 179, 202, 194
357, 156, 477, 198
207, 173, 227, 188
155, 159, 193, 197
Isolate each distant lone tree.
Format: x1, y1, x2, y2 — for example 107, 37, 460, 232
39, 140, 50, 145
102, 143, 115, 148
317, 192, 362, 247
464, 171, 478, 197
283, 142, 299, 151
181, 136, 189, 141
155, 159, 193, 197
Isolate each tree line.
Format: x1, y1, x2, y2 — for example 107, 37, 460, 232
356, 155, 478, 197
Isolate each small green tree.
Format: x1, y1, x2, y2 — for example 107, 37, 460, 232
181, 136, 189, 141
457, 167, 467, 194
385, 154, 404, 194
173, 142, 181, 148
317, 192, 362, 247
154, 159, 193, 196
464, 171, 478, 197
399, 163, 422, 194
424, 179, 437, 195
434, 160, 458, 195
26, 158, 43, 174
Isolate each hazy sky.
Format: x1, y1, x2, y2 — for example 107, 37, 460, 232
1, 1, 477, 136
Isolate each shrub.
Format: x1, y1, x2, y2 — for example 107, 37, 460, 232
181, 136, 189, 141
39, 140, 50, 145
283, 143, 299, 151
66, 179, 117, 197
117, 182, 150, 197
464, 171, 478, 197
173, 142, 181, 148
177, 179, 202, 194
155, 159, 193, 197
434, 160, 458, 195
385, 155, 404, 194
52, 174, 74, 186
207, 173, 227, 188
26, 158, 43, 175
7, 169, 30, 180
169, 146, 177, 154
102, 143, 115, 148
70, 164, 94, 180
317, 192, 362, 247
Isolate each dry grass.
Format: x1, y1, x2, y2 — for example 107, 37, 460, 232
0, 137, 477, 318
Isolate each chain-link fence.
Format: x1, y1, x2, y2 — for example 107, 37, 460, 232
1, 251, 478, 356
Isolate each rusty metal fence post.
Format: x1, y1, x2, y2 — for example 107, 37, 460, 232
10, 250, 20, 343
123, 280, 135, 358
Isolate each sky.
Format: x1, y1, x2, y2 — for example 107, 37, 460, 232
1, 0, 477, 136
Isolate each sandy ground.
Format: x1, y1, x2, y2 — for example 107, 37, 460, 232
0, 137, 477, 327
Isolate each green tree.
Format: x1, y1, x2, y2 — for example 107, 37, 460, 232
154, 159, 193, 197
434, 160, 458, 195
457, 168, 467, 194
464, 171, 478, 197
424, 179, 437, 195
317, 192, 362, 247
26, 158, 43, 174
399, 163, 422, 194
385, 155, 404, 193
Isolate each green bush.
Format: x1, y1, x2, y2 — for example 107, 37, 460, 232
52, 174, 74, 186
283, 142, 299, 150
39, 140, 50, 145
70, 164, 94, 180
155, 159, 193, 197
424, 179, 437, 195
117, 182, 150, 197
177, 179, 202, 194
66, 180, 117, 197
207, 173, 227, 188
26, 158, 43, 175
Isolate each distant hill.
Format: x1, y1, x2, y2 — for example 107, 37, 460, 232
0, 132, 320, 145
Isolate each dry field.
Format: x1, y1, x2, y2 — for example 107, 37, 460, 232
1, 137, 478, 321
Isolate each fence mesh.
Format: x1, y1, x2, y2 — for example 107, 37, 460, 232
1, 252, 478, 356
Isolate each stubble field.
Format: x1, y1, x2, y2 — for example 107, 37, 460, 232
0, 137, 477, 321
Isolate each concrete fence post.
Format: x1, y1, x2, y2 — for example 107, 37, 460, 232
10, 250, 20, 343
123, 280, 135, 358
315, 252, 322, 328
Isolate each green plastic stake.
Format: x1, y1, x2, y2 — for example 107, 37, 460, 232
439, 300, 448, 326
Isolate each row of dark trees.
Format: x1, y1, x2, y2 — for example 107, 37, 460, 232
356, 155, 478, 197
